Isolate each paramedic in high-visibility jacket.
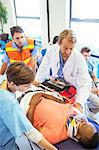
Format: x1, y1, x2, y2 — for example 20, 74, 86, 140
0, 26, 36, 75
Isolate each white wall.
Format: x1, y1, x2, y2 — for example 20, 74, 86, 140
1, 0, 70, 48
40, 0, 70, 47
65, 0, 70, 28
40, 0, 49, 49
3, 0, 17, 34
48, 0, 68, 42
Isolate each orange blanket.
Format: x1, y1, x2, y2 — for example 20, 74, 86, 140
33, 98, 74, 144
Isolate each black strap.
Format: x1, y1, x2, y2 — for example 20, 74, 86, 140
17, 90, 43, 104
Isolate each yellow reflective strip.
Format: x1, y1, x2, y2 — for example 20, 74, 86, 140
1, 80, 7, 89
6, 47, 17, 52
24, 57, 31, 64
10, 58, 30, 64
10, 59, 17, 63
10, 58, 30, 63
23, 45, 34, 50
28, 44, 34, 49
38, 47, 42, 52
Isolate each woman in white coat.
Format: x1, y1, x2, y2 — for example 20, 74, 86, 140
34, 29, 92, 112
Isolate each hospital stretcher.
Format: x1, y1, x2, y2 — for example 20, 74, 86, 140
16, 118, 99, 150
16, 81, 99, 150
0, 77, 99, 150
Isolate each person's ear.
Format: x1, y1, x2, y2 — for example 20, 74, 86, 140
7, 81, 14, 87
76, 133, 81, 140
58, 41, 61, 46
10, 81, 15, 86
10, 82, 18, 91
12, 37, 14, 42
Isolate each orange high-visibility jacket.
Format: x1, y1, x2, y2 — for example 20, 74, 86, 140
6, 39, 34, 67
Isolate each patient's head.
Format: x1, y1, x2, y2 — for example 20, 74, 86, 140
80, 47, 91, 61
6, 62, 35, 92
76, 121, 99, 149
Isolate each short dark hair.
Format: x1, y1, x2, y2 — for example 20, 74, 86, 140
52, 36, 59, 44
10, 26, 24, 37
6, 62, 34, 86
79, 132, 99, 149
81, 47, 91, 54
0, 33, 9, 42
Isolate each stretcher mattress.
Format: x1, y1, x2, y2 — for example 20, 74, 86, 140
55, 118, 99, 150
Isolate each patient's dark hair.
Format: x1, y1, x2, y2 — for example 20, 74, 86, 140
80, 47, 91, 54
6, 62, 34, 86
79, 132, 99, 149
10, 26, 24, 37
52, 36, 59, 44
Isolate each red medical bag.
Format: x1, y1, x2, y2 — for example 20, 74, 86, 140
40, 79, 76, 104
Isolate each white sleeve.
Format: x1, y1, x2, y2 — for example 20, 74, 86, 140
63, 52, 92, 107
35, 46, 52, 82
25, 128, 43, 144
75, 59, 92, 107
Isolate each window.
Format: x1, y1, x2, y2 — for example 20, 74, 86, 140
0, 28, 1, 34
70, 0, 99, 77
14, 0, 41, 39
70, 0, 99, 54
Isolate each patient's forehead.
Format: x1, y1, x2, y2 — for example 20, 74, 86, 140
78, 121, 97, 138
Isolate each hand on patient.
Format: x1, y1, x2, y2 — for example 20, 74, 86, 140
32, 80, 40, 86
91, 87, 99, 96
97, 89, 99, 96
74, 103, 83, 113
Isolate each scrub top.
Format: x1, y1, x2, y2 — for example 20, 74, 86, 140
0, 89, 36, 150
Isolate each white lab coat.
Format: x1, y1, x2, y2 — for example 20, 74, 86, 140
35, 43, 92, 107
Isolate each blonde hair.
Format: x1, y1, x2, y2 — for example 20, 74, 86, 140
58, 29, 77, 44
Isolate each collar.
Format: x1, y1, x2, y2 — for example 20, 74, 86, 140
59, 51, 65, 65
12, 40, 27, 51
67, 110, 88, 141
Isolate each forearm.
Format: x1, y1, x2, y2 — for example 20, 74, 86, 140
38, 137, 58, 150
26, 129, 58, 150
32, 80, 40, 86
30, 57, 37, 74
75, 86, 91, 112
92, 72, 97, 83
74, 102, 83, 112
0, 62, 8, 75
91, 87, 97, 94
26, 128, 43, 144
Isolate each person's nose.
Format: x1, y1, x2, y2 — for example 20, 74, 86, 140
66, 49, 71, 54
19, 38, 23, 42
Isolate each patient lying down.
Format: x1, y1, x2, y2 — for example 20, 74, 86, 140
5, 62, 98, 149
16, 87, 99, 149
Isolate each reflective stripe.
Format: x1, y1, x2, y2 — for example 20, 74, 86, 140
10, 59, 18, 63
6, 45, 33, 52
6, 39, 34, 67
28, 44, 34, 49
23, 45, 34, 50
24, 57, 31, 64
6, 47, 17, 52
10, 57, 31, 64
